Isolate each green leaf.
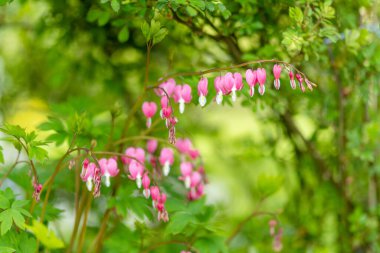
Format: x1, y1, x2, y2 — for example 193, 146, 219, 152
289, 6, 303, 25
0, 209, 13, 235
0, 124, 27, 139
0, 247, 15, 253
25, 220, 65, 249
141, 20, 150, 41
111, 0, 120, 12
0, 193, 10, 209
190, 0, 205, 10
118, 26, 129, 42
165, 211, 195, 235
186, 5, 197, 17
28, 146, 48, 161
98, 11, 110, 26
153, 28, 168, 45
11, 200, 29, 209
193, 236, 228, 253
10, 209, 25, 229
150, 20, 161, 35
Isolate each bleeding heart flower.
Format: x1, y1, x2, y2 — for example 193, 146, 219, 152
142, 173, 151, 198
99, 157, 119, 187
81, 162, 96, 191
173, 84, 192, 114
246, 69, 258, 97
214, 76, 227, 104
147, 139, 158, 154
257, 68, 266, 95
197, 77, 208, 107
142, 101, 157, 128
180, 162, 193, 188
159, 148, 174, 176
289, 71, 296, 89
157, 78, 176, 97
122, 147, 145, 165
128, 160, 144, 188
273, 64, 282, 90
296, 73, 305, 92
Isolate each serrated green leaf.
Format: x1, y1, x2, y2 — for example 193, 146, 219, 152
111, 0, 120, 12
118, 26, 129, 42
10, 209, 25, 229
0, 209, 13, 235
25, 220, 65, 249
11, 200, 29, 209
289, 6, 303, 25
0, 194, 10, 209
28, 146, 48, 161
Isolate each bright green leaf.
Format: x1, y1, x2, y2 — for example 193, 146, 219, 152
25, 220, 65, 249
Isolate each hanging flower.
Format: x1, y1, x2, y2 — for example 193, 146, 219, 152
122, 147, 145, 165
159, 148, 174, 176
246, 69, 258, 97
142, 101, 157, 128
147, 139, 158, 154
81, 162, 96, 191
173, 84, 192, 114
214, 76, 227, 105
179, 162, 193, 188
288, 71, 296, 89
197, 77, 208, 107
273, 64, 282, 90
257, 68, 267, 95
128, 160, 145, 188
142, 173, 151, 198
156, 78, 176, 97
99, 157, 119, 187
295, 73, 305, 92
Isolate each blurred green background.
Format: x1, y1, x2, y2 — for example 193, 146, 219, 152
0, 0, 380, 252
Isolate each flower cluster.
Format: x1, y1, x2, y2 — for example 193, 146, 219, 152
79, 137, 205, 222
80, 157, 119, 192
141, 65, 313, 145
269, 219, 283, 252
176, 138, 206, 200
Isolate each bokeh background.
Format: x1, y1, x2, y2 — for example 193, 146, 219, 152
0, 0, 380, 252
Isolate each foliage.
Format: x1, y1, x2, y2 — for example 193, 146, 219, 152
0, 0, 379, 253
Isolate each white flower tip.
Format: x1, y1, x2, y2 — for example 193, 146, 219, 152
216, 92, 223, 105
146, 118, 152, 128
179, 102, 185, 114
163, 162, 170, 176
259, 85, 265, 96
136, 176, 142, 189
231, 90, 237, 102
185, 177, 191, 189
105, 176, 111, 187
144, 189, 150, 199
86, 179, 93, 191
199, 95, 207, 107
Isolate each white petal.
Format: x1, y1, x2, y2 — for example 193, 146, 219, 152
199, 95, 207, 107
